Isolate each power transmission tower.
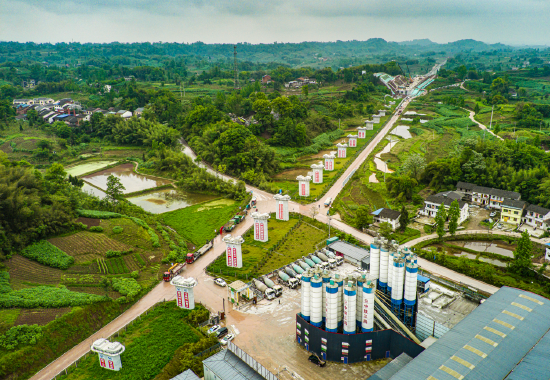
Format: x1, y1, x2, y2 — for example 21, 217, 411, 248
233, 45, 239, 90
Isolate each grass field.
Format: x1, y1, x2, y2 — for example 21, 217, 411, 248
56, 302, 201, 380
162, 198, 238, 246
208, 215, 328, 282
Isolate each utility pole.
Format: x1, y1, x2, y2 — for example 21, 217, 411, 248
489, 105, 494, 130
233, 45, 239, 90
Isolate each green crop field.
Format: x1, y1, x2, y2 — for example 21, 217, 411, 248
56, 302, 201, 380
162, 198, 238, 246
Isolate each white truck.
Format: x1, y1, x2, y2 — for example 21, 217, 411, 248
254, 279, 276, 300
262, 276, 283, 297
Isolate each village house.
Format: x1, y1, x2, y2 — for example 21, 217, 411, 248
134, 107, 145, 117
500, 199, 527, 226
12, 99, 34, 105
456, 182, 521, 209
261, 75, 271, 84
419, 192, 469, 224
521, 204, 550, 229
371, 208, 401, 231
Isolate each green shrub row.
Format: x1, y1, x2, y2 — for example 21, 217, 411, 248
20, 241, 74, 270
0, 286, 107, 308
0, 325, 43, 351
111, 277, 141, 301
134, 253, 146, 267
76, 209, 123, 219
0, 271, 11, 293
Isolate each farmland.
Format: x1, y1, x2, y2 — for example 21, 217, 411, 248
56, 302, 203, 380
49, 231, 133, 259
162, 198, 240, 246
21, 240, 75, 269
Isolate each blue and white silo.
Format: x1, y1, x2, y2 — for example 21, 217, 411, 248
343, 281, 357, 334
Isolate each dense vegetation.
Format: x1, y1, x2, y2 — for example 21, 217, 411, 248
20, 240, 75, 269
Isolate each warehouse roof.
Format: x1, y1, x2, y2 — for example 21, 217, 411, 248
381, 287, 550, 380
202, 349, 264, 380
327, 241, 369, 262
367, 353, 413, 380
169, 369, 201, 380
504, 329, 550, 380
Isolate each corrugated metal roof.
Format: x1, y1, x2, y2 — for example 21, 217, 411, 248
387, 287, 550, 380
169, 369, 201, 380
367, 353, 413, 380
202, 349, 264, 380
328, 241, 369, 261
504, 328, 550, 380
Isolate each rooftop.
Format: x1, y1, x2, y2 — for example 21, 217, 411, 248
525, 203, 550, 216
202, 349, 265, 380
425, 194, 467, 208
169, 369, 201, 380
502, 199, 527, 209
372, 208, 401, 220
327, 240, 369, 262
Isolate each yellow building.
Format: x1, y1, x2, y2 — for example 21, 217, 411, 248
500, 199, 526, 226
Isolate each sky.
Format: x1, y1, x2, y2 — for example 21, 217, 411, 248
0, 0, 548, 46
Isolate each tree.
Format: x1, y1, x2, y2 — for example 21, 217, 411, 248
435, 204, 447, 240
493, 123, 501, 135
447, 200, 460, 236
399, 206, 409, 232
301, 84, 309, 98
54, 122, 72, 139
379, 222, 393, 240
474, 103, 480, 114
509, 230, 533, 276
106, 175, 125, 204
355, 206, 371, 230
401, 154, 426, 180
310, 206, 319, 220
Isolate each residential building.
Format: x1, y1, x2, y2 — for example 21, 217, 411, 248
371, 208, 401, 231
116, 110, 132, 118
134, 107, 145, 116
465, 183, 521, 209
13, 99, 34, 105
261, 75, 271, 84
33, 97, 54, 105
521, 204, 550, 229
455, 181, 476, 195
419, 193, 469, 224
500, 199, 526, 226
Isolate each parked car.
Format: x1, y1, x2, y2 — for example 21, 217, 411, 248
214, 278, 227, 287
308, 354, 326, 367
216, 327, 229, 338
489, 212, 497, 218
220, 333, 235, 345
207, 325, 221, 335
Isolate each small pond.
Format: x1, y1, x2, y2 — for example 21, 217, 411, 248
456, 241, 514, 258
457, 251, 506, 267
81, 183, 107, 199
400, 118, 413, 122
127, 189, 216, 214
65, 161, 118, 177
391, 125, 412, 139
404, 111, 426, 116
83, 163, 172, 194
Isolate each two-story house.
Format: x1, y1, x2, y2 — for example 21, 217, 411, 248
500, 199, 527, 226
467, 184, 521, 209
371, 208, 401, 231
419, 191, 469, 224
522, 204, 550, 229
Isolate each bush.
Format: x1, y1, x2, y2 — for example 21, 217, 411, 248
0, 325, 43, 350
106, 250, 122, 258
20, 241, 74, 269
77, 209, 123, 219
0, 286, 107, 308
0, 271, 11, 293
111, 277, 141, 300
89, 226, 104, 232
424, 225, 433, 234
113, 226, 124, 234
130, 271, 139, 279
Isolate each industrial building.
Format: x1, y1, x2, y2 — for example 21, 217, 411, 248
367, 286, 550, 380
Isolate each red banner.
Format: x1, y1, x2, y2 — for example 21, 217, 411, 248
227, 247, 232, 266
233, 247, 237, 267
177, 290, 183, 307
315, 171, 319, 182
100, 358, 106, 368
108, 360, 114, 369
301, 183, 305, 195
184, 291, 189, 308
260, 222, 264, 240
278, 203, 283, 219
255, 222, 259, 239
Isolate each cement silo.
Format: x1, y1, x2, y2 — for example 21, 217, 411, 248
356, 274, 366, 329
300, 271, 311, 322
404, 262, 418, 325
361, 280, 375, 332
387, 250, 394, 295
379, 241, 389, 293
335, 273, 344, 327
310, 274, 323, 327
325, 279, 339, 332
343, 281, 357, 334
391, 255, 405, 315
322, 270, 331, 323
370, 237, 380, 281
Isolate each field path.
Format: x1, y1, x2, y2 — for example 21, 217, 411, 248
466, 109, 503, 141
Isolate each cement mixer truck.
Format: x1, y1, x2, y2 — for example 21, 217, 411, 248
278, 271, 299, 289
261, 276, 283, 297
292, 263, 304, 275
254, 279, 276, 300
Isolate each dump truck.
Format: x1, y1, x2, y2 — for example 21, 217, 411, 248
292, 264, 304, 275
163, 262, 185, 282
186, 241, 214, 264
254, 279, 276, 300
233, 211, 246, 224
278, 271, 299, 289
262, 276, 283, 296
223, 220, 236, 232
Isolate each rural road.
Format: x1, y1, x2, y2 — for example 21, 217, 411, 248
465, 109, 503, 141
32, 65, 506, 379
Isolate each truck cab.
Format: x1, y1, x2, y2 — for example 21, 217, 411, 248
186, 253, 195, 264
320, 262, 330, 270
273, 285, 283, 296
328, 259, 337, 269
265, 288, 276, 300
163, 272, 171, 282
288, 278, 300, 289
336, 256, 344, 266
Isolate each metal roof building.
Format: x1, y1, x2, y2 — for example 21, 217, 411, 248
327, 240, 369, 266
170, 369, 201, 380
368, 286, 550, 380
203, 349, 265, 380
368, 353, 413, 380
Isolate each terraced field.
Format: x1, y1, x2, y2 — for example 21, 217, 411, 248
5, 255, 64, 288
49, 232, 132, 257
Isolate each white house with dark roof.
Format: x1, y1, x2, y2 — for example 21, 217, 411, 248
419, 192, 469, 224
371, 208, 401, 231
522, 204, 550, 229
456, 182, 521, 210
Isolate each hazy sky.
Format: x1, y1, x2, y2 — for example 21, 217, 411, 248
0, 0, 548, 45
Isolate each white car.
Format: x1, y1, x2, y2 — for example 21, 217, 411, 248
207, 325, 221, 335
214, 278, 227, 287
489, 212, 497, 218
220, 333, 235, 345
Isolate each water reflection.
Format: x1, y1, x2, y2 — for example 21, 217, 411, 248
127, 189, 216, 214
391, 125, 412, 139
83, 163, 172, 194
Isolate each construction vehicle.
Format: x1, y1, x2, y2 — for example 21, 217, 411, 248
261, 276, 283, 296
233, 211, 246, 224
324, 197, 332, 207
297, 260, 311, 271
186, 241, 214, 264
254, 279, 276, 300
223, 220, 236, 232
278, 271, 299, 288
251, 197, 257, 207
163, 262, 185, 282
285, 266, 298, 278
292, 264, 304, 275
